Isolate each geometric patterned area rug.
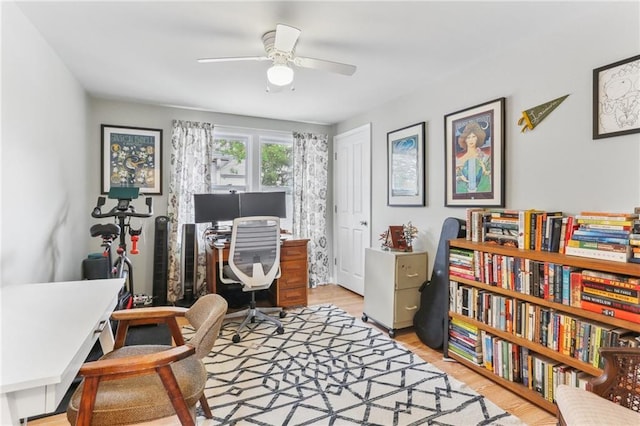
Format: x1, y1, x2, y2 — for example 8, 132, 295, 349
188, 304, 524, 426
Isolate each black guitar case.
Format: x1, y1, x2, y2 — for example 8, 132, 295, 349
413, 217, 466, 349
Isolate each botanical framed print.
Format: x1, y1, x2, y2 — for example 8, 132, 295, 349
444, 98, 505, 207
101, 124, 163, 194
387, 122, 425, 206
593, 54, 640, 139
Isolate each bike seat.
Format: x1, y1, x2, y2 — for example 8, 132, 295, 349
90, 223, 121, 239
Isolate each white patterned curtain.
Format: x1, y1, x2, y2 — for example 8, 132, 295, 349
292, 132, 330, 288
167, 120, 214, 302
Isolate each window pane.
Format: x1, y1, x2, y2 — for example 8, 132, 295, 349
260, 140, 293, 232
260, 142, 292, 188
212, 137, 247, 191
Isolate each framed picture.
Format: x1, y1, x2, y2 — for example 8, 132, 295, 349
101, 124, 163, 194
444, 97, 505, 207
593, 54, 640, 139
387, 122, 425, 206
388, 225, 407, 251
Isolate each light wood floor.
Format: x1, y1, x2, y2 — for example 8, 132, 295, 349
31, 284, 556, 425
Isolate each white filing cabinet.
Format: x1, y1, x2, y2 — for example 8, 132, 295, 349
363, 248, 428, 337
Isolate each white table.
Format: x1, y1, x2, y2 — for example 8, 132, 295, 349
0, 278, 124, 425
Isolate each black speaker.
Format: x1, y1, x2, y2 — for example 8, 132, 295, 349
152, 216, 170, 306
82, 256, 110, 280
180, 223, 197, 305
413, 217, 467, 349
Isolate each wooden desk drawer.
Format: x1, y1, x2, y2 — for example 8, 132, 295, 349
278, 287, 307, 306
278, 272, 308, 289
281, 245, 308, 261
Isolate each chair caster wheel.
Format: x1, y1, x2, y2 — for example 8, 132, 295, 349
279, 311, 287, 318
276, 327, 284, 334
362, 314, 368, 322
251, 317, 256, 323
389, 330, 396, 338
232, 334, 241, 343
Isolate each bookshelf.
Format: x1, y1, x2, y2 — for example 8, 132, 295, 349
444, 238, 640, 414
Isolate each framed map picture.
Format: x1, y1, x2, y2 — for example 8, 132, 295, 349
101, 124, 163, 194
444, 98, 505, 207
387, 122, 426, 206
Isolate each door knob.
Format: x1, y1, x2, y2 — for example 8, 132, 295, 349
360, 220, 368, 226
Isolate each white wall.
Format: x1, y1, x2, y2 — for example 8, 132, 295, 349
88, 99, 332, 296
1, 2, 90, 286
1, 2, 332, 293
335, 2, 640, 274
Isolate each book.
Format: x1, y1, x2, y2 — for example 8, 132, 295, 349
564, 245, 630, 263
566, 239, 630, 253
548, 216, 564, 252
581, 270, 640, 288
570, 271, 582, 308
580, 300, 640, 323
543, 212, 563, 251
577, 212, 638, 221
581, 280, 640, 301
570, 234, 630, 245
580, 292, 640, 314
561, 266, 579, 306
576, 218, 636, 226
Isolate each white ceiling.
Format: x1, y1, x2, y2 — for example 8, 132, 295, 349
16, 1, 605, 125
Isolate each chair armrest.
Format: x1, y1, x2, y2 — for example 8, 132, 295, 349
589, 347, 640, 400
111, 306, 188, 322
112, 307, 189, 349
78, 345, 196, 379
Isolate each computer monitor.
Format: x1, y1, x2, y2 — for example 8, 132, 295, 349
193, 193, 240, 225
239, 191, 287, 218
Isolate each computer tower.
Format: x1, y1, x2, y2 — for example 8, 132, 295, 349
152, 216, 170, 306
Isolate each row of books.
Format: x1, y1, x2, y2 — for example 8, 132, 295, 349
450, 248, 640, 322
449, 319, 595, 402
579, 269, 640, 323
452, 248, 583, 304
465, 208, 640, 263
448, 317, 482, 364
450, 281, 640, 367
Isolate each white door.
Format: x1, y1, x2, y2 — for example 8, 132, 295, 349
333, 123, 371, 295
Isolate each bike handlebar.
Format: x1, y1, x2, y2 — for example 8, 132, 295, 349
91, 196, 153, 219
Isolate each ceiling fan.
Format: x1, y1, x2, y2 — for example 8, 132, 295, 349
197, 24, 357, 88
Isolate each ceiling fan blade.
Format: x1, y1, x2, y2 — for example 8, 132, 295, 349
274, 24, 301, 52
293, 57, 357, 76
197, 56, 269, 64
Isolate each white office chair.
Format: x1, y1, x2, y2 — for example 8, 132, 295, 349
217, 216, 286, 343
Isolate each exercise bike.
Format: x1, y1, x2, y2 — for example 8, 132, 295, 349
90, 187, 153, 309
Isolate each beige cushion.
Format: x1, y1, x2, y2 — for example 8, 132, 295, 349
66, 345, 206, 425
555, 384, 640, 426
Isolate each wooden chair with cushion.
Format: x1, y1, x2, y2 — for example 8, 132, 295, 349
555, 347, 640, 426
66, 293, 228, 426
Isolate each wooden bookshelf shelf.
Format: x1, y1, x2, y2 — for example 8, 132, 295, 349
445, 238, 640, 413
446, 351, 558, 414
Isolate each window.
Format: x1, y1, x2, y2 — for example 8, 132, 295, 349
212, 127, 293, 231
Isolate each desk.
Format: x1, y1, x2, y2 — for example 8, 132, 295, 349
0, 278, 124, 425
206, 239, 309, 308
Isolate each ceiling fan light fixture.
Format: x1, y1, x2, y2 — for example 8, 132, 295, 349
267, 64, 294, 86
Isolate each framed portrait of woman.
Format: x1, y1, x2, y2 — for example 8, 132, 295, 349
444, 98, 505, 207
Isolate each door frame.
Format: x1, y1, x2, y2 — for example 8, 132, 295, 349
332, 123, 372, 292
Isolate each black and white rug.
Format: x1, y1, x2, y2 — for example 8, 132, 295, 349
192, 305, 524, 426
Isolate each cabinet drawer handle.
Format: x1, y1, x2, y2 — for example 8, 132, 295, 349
405, 306, 418, 311
93, 320, 108, 335
406, 273, 419, 278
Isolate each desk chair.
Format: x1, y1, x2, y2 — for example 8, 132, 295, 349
217, 216, 286, 343
66, 294, 228, 426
